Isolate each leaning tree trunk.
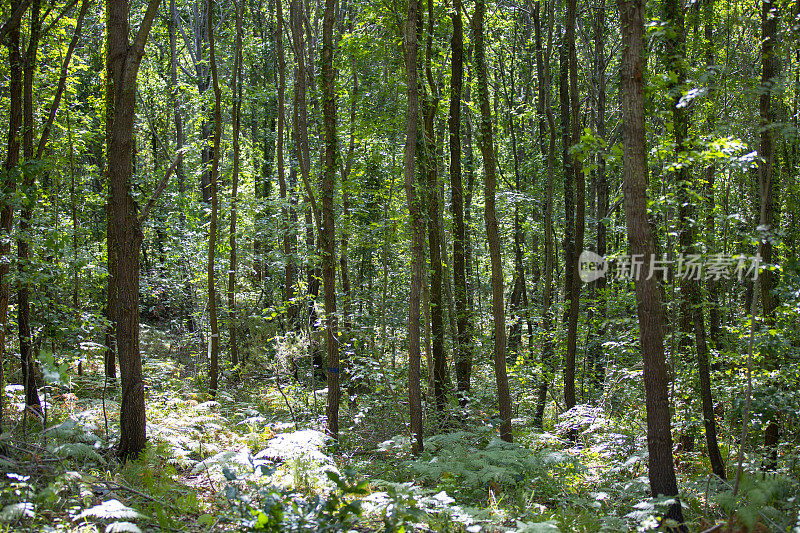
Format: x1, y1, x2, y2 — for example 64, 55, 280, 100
475, 0, 512, 443
618, 0, 685, 523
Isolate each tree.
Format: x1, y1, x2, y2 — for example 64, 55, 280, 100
403, 0, 424, 454
475, 0, 513, 443
207, 0, 222, 397
449, 0, 472, 406
228, 0, 244, 369
618, 0, 685, 523
321, 0, 340, 440
1, 0, 28, 434
106, 0, 161, 460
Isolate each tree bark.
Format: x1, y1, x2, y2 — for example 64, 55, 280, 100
321, 0, 340, 440
535, 6, 556, 429
421, 0, 446, 413
228, 0, 243, 369
564, 0, 584, 411
207, 0, 221, 397
19, 0, 43, 412
618, 0, 684, 523
450, 0, 472, 406
475, 0, 513, 442
276, 0, 296, 332
1, 0, 27, 434
403, 0, 424, 454
106, 0, 161, 460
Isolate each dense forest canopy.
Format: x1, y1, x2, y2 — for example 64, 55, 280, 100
0, 0, 799, 529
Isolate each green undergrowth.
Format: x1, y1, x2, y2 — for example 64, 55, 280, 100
2, 327, 799, 532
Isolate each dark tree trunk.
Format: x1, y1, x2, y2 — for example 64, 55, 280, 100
1, 0, 27, 433
536, 26, 557, 429
564, 0, 584, 411
106, 0, 160, 460
476, 0, 512, 442
276, 0, 296, 332
321, 0, 339, 440
450, 0, 472, 406
19, 0, 42, 412
618, 0, 685, 523
422, 0, 446, 413
758, 0, 780, 470
207, 0, 221, 397
590, 0, 608, 391
558, 27, 576, 410
228, 0, 243, 369
403, 0, 424, 454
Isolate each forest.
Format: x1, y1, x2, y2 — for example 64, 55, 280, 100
0, 0, 799, 529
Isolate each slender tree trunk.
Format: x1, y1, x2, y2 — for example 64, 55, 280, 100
564, 0, 584, 411
450, 0, 472, 406
321, 0, 339, 440
421, 0, 446, 413
228, 0, 243, 369
1, 0, 27, 434
475, 0, 512, 442
207, 0, 222, 397
403, 0, 424, 454
591, 0, 608, 391
618, 0, 684, 523
276, 0, 296, 332
107, 0, 160, 460
19, 0, 42, 412
758, 0, 780, 471
536, 22, 556, 429
558, 27, 575, 407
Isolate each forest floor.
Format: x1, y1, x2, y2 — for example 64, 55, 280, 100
1, 325, 798, 532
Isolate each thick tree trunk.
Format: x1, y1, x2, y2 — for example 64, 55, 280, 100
403, 0, 424, 454
475, 0, 512, 443
321, 0, 339, 440
107, 0, 160, 460
618, 0, 684, 523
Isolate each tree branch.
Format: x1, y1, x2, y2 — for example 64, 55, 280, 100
0, 0, 30, 45
36, 0, 91, 160
138, 150, 185, 225
131, 0, 161, 63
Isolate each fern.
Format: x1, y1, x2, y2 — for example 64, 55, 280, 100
75, 500, 147, 521
51, 443, 106, 464
105, 521, 143, 533
0, 502, 34, 523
